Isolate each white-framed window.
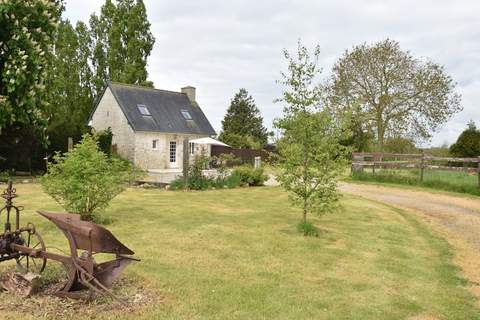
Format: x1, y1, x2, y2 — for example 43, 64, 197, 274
189, 142, 195, 155
152, 139, 158, 149
181, 110, 192, 120
137, 104, 151, 116
169, 141, 176, 163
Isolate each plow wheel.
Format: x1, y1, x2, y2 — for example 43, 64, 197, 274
16, 226, 47, 274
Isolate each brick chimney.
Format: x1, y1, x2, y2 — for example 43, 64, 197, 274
181, 86, 196, 103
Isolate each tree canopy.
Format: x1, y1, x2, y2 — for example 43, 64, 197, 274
219, 88, 269, 149
0, 0, 62, 131
450, 121, 480, 157
329, 39, 462, 151
90, 0, 155, 95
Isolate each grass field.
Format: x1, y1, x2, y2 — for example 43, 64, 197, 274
1, 184, 479, 319
350, 167, 480, 196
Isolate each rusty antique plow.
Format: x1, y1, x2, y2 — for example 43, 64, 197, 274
0, 180, 138, 302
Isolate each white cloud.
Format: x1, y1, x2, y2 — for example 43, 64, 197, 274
63, 0, 480, 146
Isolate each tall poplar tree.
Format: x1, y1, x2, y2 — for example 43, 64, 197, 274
46, 20, 94, 152
90, 0, 155, 96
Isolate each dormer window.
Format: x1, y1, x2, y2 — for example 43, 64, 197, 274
181, 110, 192, 120
137, 104, 151, 116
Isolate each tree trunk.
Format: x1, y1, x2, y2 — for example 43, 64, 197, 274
303, 201, 307, 236
377, 123, 385, 154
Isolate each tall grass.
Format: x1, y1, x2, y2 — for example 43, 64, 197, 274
351, 168, 480, 196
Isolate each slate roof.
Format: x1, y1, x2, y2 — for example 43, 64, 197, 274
93, 82, 216, 136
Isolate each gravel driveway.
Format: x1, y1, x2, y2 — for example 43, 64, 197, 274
340, 183, 480, 251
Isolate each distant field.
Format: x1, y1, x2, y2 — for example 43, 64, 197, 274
351, 167, 480, 196
1, 184, 479, 319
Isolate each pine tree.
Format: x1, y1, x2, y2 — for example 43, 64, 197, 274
219, 89, 269, 149
450, 121, 480, 157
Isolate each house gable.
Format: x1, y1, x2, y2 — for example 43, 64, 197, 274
89, 87, 136, 161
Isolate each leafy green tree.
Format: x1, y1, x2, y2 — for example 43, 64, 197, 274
0, 0, 62, 132
41, 134, 135, 221
46, 20, 94, 152
219, 88, 269, 149
329, 39, 462, 152
383, 137, 418, 154
89, 0, 155, 96
450, 121, 480, 157
275, 41, 349, 236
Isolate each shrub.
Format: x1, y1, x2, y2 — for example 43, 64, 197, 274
224, 173, 242, 189
95, 127, 113, 157
187, 155, 214, 190
232, 166, 267, 186
0, 171, 9, 183
296, 221, 319, 237
169, 177, 185, 190
41, 134, 135, 222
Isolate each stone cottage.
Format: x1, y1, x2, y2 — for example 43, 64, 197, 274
89, 81, 218, 181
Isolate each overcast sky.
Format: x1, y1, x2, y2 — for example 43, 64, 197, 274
64, 0, 480, 146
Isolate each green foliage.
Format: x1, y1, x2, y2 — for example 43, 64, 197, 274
224, 173, 242, 188
45, 19, 94, 153
383, 137, 418, 154
219, 88, 269, 149
232, 166, 267, 186
296, 220, 319, 237
40, 134, 134, 221
89, 0, 155, 95
0, 171, 9, 183
329, 39, 462, 151
186, 154, 212, 190
0, 0, 62, 131
168, 177, 185, 190
275, 40, 349, 235
95, 127, 113, 157
450, 121, 480, 157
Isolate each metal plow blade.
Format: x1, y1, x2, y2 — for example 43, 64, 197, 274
37, 211, 139, 302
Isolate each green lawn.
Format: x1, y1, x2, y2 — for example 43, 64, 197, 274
1, 184, 479, 319
350, 167, 480, 196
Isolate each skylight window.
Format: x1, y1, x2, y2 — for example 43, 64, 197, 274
137, 104, 151, 116
181, 110, 192, 120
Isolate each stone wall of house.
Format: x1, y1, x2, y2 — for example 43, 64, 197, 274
133, 132, 208, 170
90, 87, 136, 162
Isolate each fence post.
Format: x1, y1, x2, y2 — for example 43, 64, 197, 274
478, 156, 480, 188
183, 138, 189, 189
254, 156, 261, 169
420, 150, 425, 182
67, 137, 73, 152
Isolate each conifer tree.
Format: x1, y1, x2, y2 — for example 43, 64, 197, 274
219, 88, 269, 149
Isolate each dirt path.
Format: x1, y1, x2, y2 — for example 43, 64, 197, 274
340, 182, 480, 298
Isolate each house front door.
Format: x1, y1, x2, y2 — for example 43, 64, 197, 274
168, 141, 177, 168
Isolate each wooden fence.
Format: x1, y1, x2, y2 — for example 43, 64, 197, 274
351, 152, 480, 187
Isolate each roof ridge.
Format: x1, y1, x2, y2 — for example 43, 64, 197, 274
108, 81, 186, 95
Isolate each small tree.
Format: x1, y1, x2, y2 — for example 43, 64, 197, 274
219, 88, 269, 148
41, 134, 133, 221
450, 121, 480, 157
275, 41, 349, 236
